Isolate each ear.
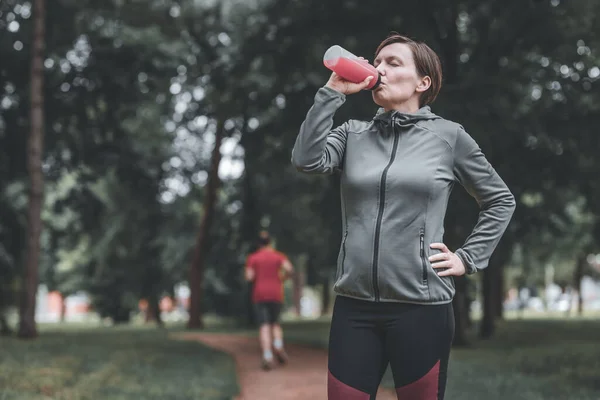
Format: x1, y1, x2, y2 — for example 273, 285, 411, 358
416, 76, 431, 93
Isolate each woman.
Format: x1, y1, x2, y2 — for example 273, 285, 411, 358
291, 33, 516, 400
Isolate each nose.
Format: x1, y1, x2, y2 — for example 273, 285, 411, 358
375, 64, 385, 76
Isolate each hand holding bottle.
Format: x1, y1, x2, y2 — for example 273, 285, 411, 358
326, 71, 373, 95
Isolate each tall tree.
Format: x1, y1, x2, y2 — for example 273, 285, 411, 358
187, 117, 225, 329
18, 0, 46, 339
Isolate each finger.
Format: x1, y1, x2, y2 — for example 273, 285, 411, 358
430, 243, 449, 252
431, 261, 452, 270
436, 268, 456, 277
359, 76, 373, 88
428, 253, 449, 263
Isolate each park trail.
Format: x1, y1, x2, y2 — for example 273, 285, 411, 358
176, 332, 397, 400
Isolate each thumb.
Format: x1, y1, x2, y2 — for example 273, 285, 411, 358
360, 76, 374, 89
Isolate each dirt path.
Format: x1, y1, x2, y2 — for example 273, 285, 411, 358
176, 332, 397, 400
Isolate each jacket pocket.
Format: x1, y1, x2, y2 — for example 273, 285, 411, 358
341, 230, 348, 276
337, 230, 348, 280
419, 230, 428, 285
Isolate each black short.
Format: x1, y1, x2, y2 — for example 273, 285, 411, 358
254, 302, 282, 325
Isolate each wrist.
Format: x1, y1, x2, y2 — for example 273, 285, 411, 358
455, 249, 477, 275
325, 82, 345, 94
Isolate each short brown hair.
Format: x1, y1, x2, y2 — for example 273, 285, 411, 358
375, 33, 443, 107
258, 230, 271, 246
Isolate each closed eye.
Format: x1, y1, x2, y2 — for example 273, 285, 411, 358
374, 57, 402, 68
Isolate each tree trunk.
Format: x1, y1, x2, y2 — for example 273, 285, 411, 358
112, 306, 131, 324
246, 281, 256, 327
464, 277, 473, 328
544, 264, 554, 311
480, 267, 496, 339
292, 255, 306, 317
321, 274, 331, 316
59, 295, 66, 323
574, 253, 585, 316
187, 118, 225, 329
145, 299, 155, 323
452, 275, 469, 347
18, 0, 45, 339
146, 294, 164, 327
480, 239, 513, 339
292, 273, 302, 317
238, 108, 260, 328
493, 266, 505, 319
0, 312, 12, 336
240, 169, 258, 327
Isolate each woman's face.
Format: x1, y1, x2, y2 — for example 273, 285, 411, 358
372, 43, 430, 112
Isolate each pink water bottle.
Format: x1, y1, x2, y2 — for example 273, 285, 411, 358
323, 45, 381, 90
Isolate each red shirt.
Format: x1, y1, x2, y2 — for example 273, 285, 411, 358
246, 247, 288, 303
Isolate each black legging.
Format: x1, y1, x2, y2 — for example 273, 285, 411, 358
327, 295, 454, 400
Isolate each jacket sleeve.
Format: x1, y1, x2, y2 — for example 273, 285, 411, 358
452, 127, 516, 274
291, 86, 348, 174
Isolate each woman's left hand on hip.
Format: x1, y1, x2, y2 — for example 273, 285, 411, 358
428, 243, 466, 277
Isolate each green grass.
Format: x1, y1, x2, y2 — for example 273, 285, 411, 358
280, 317, 600, 400
0, 325, 239, 400
3, 315, 599, 400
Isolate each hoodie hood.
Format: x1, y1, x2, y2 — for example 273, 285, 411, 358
373, 105, 441, 125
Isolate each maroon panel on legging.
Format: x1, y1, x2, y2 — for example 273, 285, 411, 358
395, 360, 440, 400
327, 370, 371, 400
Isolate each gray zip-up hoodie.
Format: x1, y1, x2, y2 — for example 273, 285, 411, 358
291, 86, 516, 304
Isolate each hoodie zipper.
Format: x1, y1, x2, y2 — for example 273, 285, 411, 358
420, 230, 428, 284
372, 118, 400, 302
